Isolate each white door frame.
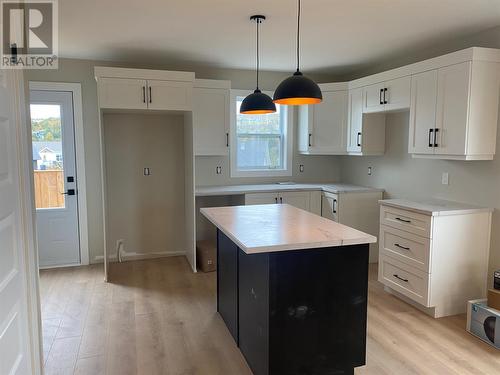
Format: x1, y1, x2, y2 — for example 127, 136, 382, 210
28, 81, 90, 266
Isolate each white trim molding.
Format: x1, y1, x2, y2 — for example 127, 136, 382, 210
229, 89, 294, 178
28, 81, 90, 266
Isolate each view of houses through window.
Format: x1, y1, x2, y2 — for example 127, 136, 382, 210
30, 104, 65, 209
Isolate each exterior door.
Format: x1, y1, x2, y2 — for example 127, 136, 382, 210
0, 71, 37, 374
30, 90, 80, 267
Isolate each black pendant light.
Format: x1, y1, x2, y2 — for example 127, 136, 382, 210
273, 0, 322, 105
240, 15, 276, 115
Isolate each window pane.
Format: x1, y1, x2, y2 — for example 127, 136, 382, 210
236, 96, 282, 135
237, 135, 282, 169
30, 104, 65, 209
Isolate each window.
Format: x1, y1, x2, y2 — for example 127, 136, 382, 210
230, 90, 293, 177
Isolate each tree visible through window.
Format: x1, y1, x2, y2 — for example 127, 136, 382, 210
235, 96, 285, 171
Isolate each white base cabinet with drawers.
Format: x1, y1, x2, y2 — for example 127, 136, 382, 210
321, 191, 383, 263
378, 200, 492, 318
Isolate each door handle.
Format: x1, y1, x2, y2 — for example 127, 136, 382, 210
428, 129, 434, 147
384, 88, 388, 104
433, 128, 439, 147
308, 133, 312, 147
393, 274, 409, 283
149, 86, 152, 103
357, 132, 362, 147
379, 88, 383, 105
395, 217, 411, 223
333, 199, 337, 214
61, 189, 75, 196
142, 86, 146, 103
394, 243, 410, 251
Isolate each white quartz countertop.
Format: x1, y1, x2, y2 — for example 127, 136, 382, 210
196, 183, 383, 197
380, 199, 493, 216
200, 204, 377, 254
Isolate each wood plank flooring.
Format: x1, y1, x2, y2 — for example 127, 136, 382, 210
39, 258, 500, 375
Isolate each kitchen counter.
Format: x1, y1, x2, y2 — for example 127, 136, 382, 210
380, 198, 493, 216
201, 204, 376, 253
196, 182, 383, 197
203, 203, 374, 375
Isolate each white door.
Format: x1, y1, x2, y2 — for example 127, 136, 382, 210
363, 83, 385, 113
245, 192, 278, 205
384, 76, 411, 111
408, 70, 438, 154
347, 88, 363, 152
0, 71, 37, 374
435, 62, 471, 155
279, 191, 310, 212
309, 91, 347, 153
147, 80, 193, 111
97, 78, 147, 110
30, 90, 80, 268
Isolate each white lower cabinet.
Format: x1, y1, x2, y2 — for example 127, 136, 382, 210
378, 202, 492, 318
245, 191, 320, 215
321, 191, 383, 263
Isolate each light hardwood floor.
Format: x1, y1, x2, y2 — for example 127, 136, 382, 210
39, 258, 500, 375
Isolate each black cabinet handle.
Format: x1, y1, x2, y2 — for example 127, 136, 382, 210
379, 88, 383, 105
142, 86, 146, 103
395, 217, 411, 223
428, 129, 434, 147
384, 88, 388, 104
357, 132, 362, 147
280, 197, 283, 204
226, 133, 229, 147
275, 197, 278, 204
149, 86, 152, 103
433, 128, 439, 147
333, 199, 337, 214
308, 133, 312, 147
394, 243, 410, 250
393, 274, 409, 283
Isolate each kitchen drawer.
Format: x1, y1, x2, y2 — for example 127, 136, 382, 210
380, 225, 431, 272
379, 255, 430, 306
380, 205, 431, 238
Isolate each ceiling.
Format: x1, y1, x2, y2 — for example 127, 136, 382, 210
59, 0, 500, 74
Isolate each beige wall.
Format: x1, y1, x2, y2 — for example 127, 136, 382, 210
103, 113, 186, 258
25, 58, 339, 262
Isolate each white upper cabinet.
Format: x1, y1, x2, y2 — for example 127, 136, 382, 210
193, 79, 230, 156
147, 80, 193, 111
98, 78, 148, 110
347, 87, 386, 155
298, 84, 348, 155
409, 59, 500, 160
95, 67, 195, 112
363, 76, 410, 113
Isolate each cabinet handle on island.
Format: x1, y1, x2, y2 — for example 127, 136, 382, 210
394, 243, 410, 250
395, 217, 411, 223
393, 274, 409, 283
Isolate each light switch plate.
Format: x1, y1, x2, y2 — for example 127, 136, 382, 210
299, 164, 304, 173
216, 166, 222, 175
442, 172, 449, 185
368, 166, 372, 176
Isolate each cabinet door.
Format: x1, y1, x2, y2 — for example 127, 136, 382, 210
147, 80, 193, 111
347, 88, 363, 152
308, 91, 348, 154
384, 76, 411, 111
98, 78, 147, 110
193, 87, 229, 156
245, 192, 278, 205
321, 193, 338, 222
279, 191, 310, 212
363, 83, 385, 113
408, 70, 438, 154
434, 62, 471, 155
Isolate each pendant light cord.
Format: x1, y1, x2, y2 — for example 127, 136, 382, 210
256, 18, 260, 89
296, 0, 300, 72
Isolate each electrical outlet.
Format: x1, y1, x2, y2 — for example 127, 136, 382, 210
442, 172, 449, 185
299, 164, 304, 173
216, 166, 222, 175
368, 166, 372, 176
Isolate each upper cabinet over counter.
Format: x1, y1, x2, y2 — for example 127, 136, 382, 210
95, 67, 195, 111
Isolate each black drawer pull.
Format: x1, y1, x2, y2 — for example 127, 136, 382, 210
379, 88, 383, 105
433, 128, 439, 147
394, 243, 410, 250
393, 274, 409, 282
395, 217, 411, 223
357, 132, 361, 147
428, 128, 434, 147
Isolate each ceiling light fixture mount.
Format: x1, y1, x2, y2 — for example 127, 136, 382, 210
273, 0, 322, 106
240, 14, 276, 115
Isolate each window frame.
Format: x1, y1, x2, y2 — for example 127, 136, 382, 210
229, 89, 293, 178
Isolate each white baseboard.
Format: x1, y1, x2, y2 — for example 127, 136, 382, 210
92, 250, 186, 264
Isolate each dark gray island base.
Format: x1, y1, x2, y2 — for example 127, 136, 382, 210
217, 229, 369, 375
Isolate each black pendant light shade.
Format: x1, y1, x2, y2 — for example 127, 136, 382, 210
273, 0, 322, 106
240, 15, 276, 115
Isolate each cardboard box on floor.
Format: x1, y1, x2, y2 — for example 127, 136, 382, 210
196, 240, 217, 272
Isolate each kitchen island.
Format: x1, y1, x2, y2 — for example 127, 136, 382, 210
201, 204, 377, 375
